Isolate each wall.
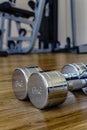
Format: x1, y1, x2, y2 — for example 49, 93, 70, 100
58, 0, 72, 47
58, 0, 87, 47
75, 0, 87, 45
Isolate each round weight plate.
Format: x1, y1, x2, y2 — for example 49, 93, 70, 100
12, 66, 42, 100
28, 71, 68, 109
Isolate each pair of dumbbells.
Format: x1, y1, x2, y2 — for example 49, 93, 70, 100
12, 63, 87, 109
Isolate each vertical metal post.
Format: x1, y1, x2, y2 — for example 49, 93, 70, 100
71, 0, 77, 47
27, 0, 46, 52
0, 13, 5, 50
6, 19, 12, 44
39, 1, 50, 49
7, 0, 16, 45
49, 0, 58, 51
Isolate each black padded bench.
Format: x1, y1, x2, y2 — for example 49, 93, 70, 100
0, 2, 34, 18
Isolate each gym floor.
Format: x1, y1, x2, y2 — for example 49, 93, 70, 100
0, 53, 87, 130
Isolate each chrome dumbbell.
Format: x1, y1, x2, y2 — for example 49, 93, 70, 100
28, 70, 68, 109
28, 69, 87, 109
12, 66, 42, 100
61, 63, 87, 94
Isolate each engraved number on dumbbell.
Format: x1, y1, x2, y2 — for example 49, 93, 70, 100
32, 87, 42, 95
15, 80, 24, 88
12, 66, 42, 100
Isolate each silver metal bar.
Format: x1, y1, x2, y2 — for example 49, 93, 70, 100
68, 79, 87, 91
26, 0, 46, 52
7, 18, 12, 40
0, 13, 5, 50
7, 36, 31, 41
4, 14, 33, 25
71, 0, 77, 47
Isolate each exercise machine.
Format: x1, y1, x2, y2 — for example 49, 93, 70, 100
0, 0, 70, 54
0, 0, 46, 54
0, 0, 85, 54
36, 0, 78, 53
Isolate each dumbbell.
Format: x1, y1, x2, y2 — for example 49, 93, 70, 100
12, 66, 42, 100
61, 63, 87, 94
28, 69, 87, 109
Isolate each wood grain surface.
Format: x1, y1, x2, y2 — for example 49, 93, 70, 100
0, 53, 87, 130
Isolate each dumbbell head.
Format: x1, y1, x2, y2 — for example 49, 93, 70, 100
62, 63, 87, 76
61, 63, 87, 94
28, 70, 68, 109
12, 66, 42, 100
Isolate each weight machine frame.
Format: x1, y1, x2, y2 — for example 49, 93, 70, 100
0, 0, 46, 54
37, 0, 78, 53
0, 0, 81, 55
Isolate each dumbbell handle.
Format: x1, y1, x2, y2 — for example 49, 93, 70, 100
67, 79, 87, 91
63, 73, 87, 91
28, 70, 87, 109
64, 73, 79, 80
63, 71, 87, 80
